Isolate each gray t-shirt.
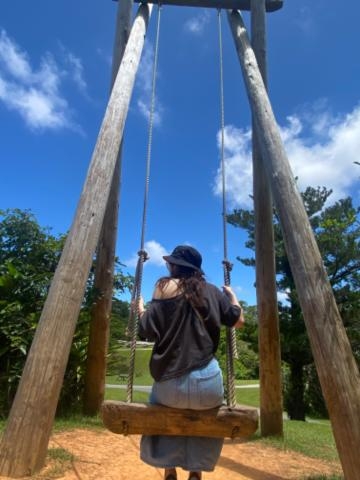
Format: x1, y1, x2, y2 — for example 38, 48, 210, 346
138, 282, 241, 382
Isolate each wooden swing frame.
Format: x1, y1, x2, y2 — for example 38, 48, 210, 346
3, 2, 360, 479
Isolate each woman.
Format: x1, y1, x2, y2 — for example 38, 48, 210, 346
138, 245, 244, 480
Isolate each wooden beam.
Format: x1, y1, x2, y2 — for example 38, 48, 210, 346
83, 0, 133, 416
101, 401, 259, 438
250, 0, 283, 437
130, 0, 283, 12
228, 9, 360, 479
0, 4, 152, 477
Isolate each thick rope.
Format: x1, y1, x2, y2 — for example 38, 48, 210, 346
218, 9, 238, 408
126, 249, 149, 403
126, 4, 162, 403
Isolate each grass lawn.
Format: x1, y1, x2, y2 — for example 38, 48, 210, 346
235, 385, 259, 407
108, 347, 153, 385
255, 419, 339, 463
104, 388, 150, 402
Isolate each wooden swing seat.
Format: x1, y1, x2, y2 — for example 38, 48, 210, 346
101, 400, 258, 438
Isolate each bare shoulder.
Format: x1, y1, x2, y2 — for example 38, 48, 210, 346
153, 278, 181, 299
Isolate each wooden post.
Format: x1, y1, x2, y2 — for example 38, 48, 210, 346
83, 0, 133, 416
0, 4, 152, 477
251, 0, 283, 436
228, 10, 360, 479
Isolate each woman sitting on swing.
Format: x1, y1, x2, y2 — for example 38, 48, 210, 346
138, 245, 244, 480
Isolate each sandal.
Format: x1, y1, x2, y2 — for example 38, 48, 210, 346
165, 469, 177, 480
188, 473, 201, 480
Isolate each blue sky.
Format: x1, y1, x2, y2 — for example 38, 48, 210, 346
1, 1, 359, 306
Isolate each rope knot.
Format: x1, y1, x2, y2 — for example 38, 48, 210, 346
138, 250, 149, 263
222, 259, 233, 273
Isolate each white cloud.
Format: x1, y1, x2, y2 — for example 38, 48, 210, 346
0, 29, 31, 80
135, 42, 163, 125
137, 98, 162, 126
1, 83, 68, 129
184, 11, 210, 36
125, 240, 169, 268
59, 43, 88, 94
213, 124, 254, 208
213, 103, 360, 209
282, 106, 360, 201
0, 29, 84, 131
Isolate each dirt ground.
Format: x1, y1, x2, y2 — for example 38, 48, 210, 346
0, 429, 342, 480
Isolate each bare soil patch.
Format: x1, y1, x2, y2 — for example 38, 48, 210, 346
0, 429, 342, 480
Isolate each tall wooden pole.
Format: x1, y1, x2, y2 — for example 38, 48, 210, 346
228, 10, 360, 479
251, 0, 283, 436
0, 4, 152, 477
83, 0, 133, 416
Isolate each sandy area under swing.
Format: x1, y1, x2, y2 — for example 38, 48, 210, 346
0, 428, 342, 480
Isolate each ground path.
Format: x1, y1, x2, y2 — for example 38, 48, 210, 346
0, 428, 342, 480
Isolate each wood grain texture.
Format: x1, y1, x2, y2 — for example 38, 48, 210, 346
251, 0, 283, 437
83, 0, 133, 417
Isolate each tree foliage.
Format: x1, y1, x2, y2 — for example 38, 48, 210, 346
106, 299, 131, 376
0, 209, 133, 418
216, 304, 259, 383
0, 209, 65, 417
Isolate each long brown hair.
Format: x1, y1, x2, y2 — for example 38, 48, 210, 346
158, 264, 208, 315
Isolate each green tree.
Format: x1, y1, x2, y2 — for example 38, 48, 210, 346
227, 188, 360, 419
106, 299, 131, 376
0, 209, 65, 417
109, 298, 131, 347
0, 209, 133, 417
217, 304, 259, 382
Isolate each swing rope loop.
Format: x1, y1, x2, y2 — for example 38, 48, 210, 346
138, 249, 150, 263
126, 3, 162, 403
218, 9, 238, 407
140, 2, 162, 251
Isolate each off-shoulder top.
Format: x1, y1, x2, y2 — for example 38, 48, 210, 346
138, 282, 241, 382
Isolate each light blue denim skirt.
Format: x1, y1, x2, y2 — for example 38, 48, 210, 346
140, 357, 225, 472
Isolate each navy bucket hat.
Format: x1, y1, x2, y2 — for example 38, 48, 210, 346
163, 245, 204, 273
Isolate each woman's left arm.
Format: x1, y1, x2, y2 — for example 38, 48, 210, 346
222, 285, 245, 329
